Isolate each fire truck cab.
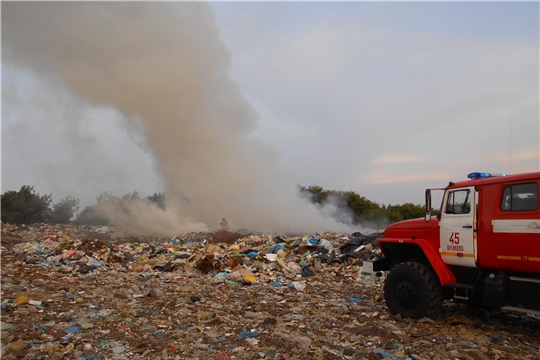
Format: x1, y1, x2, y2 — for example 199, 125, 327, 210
366, 172, 540, 318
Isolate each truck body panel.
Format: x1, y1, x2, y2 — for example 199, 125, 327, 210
373, 171, 540, 318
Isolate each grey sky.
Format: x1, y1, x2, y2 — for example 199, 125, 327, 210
2, 2, 539, 233
210, 1, 539, 201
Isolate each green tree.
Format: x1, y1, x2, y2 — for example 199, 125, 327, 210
1, 185, 52, 224
300, 185, 436, 226
381, 206, 404, 223
344, 191, 380, 220
300, 185, 331, 204
50, 196, 80, 224
385, 203, 425, 220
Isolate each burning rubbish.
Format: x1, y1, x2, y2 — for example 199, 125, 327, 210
1, 223, 539, 359
3, 2, 538, 358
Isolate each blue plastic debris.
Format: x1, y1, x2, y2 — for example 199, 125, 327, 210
85, 355, 104, 360
65, 326, 81, 334
237, 331, 260, 340
318, 239, 333, 250
153, 331, 164, 339
213, 272, 229, 280
307, 237, 319, 245
299, 261, 308, 267
349, 297, 361, 303
373, 348, 404, 359
269, 243, 287, 254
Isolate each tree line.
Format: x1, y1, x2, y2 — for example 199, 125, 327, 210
299, 185, 439, 225
1, 185, 437, 226
0, 186, 163, 226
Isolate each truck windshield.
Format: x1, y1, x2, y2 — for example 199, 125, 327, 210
445, 189, 471, 214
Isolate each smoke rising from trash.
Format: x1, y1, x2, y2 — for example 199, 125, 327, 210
2, 2, 373, 235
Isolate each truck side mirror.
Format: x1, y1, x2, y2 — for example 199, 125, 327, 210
425, 189, 432, 222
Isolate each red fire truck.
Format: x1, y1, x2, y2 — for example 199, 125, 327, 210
365, 172, 540, 318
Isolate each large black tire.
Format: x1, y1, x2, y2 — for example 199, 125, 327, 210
383, 261, 443, 319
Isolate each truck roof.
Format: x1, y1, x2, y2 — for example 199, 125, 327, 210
447, 172, 540, 189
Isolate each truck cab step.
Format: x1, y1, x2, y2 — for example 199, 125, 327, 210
444, 282, 475, 301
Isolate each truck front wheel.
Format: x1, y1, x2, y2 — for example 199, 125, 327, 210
383, 261, 442, 319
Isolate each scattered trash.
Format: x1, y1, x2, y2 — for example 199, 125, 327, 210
65, 326, 81, 334
0, 223, 536, 359
373, 348, 404, 359
290, 281, 306, 292
13, 294, 29, 306
237, 331, 260, 340
8, 339, 28, 352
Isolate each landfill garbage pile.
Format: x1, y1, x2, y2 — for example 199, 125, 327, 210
1, 223, 539, 360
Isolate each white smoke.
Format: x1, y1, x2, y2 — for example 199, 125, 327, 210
3, 2, 366, 234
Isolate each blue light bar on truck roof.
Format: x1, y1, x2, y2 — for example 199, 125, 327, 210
467, 172, 507, 180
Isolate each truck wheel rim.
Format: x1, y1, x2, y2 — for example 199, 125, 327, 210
396, 280, 417, 309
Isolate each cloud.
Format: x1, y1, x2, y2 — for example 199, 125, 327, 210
512, 147, 540, 163
508, 147, 540, 174
362, 171, 457, 185
216, 3, 538, 202
372, 155, 424, 165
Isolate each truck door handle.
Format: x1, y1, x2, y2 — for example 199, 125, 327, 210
462, 225, 473, 229
528, 222, 540, 229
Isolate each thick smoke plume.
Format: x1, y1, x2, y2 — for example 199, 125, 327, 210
3, 2, 368, 234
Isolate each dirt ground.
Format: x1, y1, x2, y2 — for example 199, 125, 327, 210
1, 223, 539, 359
